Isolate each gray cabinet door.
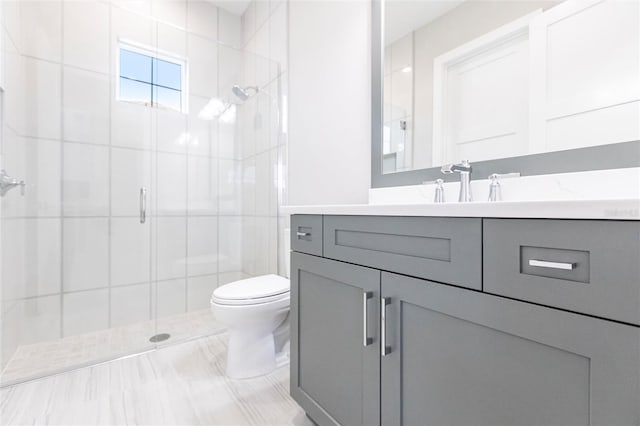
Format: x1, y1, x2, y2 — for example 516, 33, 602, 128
291, 252, 381, 426
381, 272, 640, 426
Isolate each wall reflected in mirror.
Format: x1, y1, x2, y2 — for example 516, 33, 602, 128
382, 0, 640, 174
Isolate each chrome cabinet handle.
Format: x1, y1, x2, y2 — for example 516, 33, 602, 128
381, 297, 391, 356
139, 187, 147, 224
529, 259, 576, 270
363, 291, 373, 347
296, 231, 311, 238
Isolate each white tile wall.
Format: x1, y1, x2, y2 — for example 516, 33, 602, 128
188, 34, 218, 97
62, 143, 109, 216
1, 133, 61, 218
110, 283, 151, 327
218, 159, 242, 214
156, 108, 188, 154
188, 156, 218, 214
217, 8, 242, 47
1, 218, 62, 300
63, 67, 110, 145
111, 148, 152, 216
156, 153, 187, 215
63, 1, 110, 74
111, 101, 153, 150
154, 216, 187, 280
111, 218, 151, 286
187, 216, 218, 276
22, 57, 62, 140
187, 1, 218, 40
63, 218, 109, 292
218, 216, 242, 272
154, 279, 186, 318
18, 0, 62, 63
152, 0, 187, 28
187, 95, 212, 157
62, 289, 109, 336
186, 274, 217, 310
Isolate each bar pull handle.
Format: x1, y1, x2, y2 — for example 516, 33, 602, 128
381, 297, 391, 356
139, 187, 147, 224
363, 291, 373, 347
529, 259, 575, 271
296, 231, 311, 238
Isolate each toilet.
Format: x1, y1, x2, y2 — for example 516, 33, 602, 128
210, 231, 291, 379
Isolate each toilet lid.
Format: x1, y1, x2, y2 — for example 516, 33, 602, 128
212, 275, 290, 304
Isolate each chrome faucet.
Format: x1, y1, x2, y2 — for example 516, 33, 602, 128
441, 160, 472, 202
0, 169, 26, 197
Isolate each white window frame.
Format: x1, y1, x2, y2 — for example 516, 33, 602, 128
116, 39, 189, 114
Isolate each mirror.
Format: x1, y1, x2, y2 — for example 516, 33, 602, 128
380, 0, 640, 175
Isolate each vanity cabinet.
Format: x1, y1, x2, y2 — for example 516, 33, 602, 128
290, 215, 640, 426
290, 252, 380, 426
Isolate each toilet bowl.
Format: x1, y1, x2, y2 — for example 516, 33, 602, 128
211, 274, 290, 379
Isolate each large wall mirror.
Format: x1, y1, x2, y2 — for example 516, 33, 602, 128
372, 0, 640, 187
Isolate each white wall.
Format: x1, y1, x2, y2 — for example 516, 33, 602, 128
287, 0, 371, 205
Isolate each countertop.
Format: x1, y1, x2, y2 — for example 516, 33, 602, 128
281, 199, 640, 220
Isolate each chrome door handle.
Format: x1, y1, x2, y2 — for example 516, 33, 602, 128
139, 187, 147, 224
381, 297, 391, 356
363, 291, 373, 347
296, 231, 311, 238
528, 259, 575, 270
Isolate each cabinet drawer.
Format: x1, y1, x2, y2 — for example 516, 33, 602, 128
484, 219, 640, 325
323, 216, 482, 290
291, 215, 323, 256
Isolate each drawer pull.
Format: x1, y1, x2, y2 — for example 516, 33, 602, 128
296, 231, 311, 238
528, 259, 576, 271
362, 292, 373, 347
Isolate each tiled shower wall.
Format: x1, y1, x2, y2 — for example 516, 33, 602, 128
0, 0, 288, 368
239, 0, 289, 278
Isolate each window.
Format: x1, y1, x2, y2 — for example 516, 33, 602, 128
117, 42, 188, 113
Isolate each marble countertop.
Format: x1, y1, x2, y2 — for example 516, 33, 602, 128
281, 199, 640, 220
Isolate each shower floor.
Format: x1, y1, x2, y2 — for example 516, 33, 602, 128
0, 309, 225, 385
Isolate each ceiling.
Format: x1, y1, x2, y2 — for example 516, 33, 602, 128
384, 0, 464, 45
207, 0, 251, 16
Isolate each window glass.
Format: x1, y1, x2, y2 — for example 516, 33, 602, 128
155, 86, 182, 111
120, 49, 153, 82
154, 59, 182, 90
119, 77, 152, 105
118, 45, 186, 113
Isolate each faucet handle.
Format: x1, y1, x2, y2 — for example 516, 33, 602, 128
488, 172, 521, 202
422, 179, 446, 203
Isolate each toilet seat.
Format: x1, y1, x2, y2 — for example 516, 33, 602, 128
211, 274, 290, 306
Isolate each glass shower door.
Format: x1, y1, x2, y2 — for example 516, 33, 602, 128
0, 0, 157, 385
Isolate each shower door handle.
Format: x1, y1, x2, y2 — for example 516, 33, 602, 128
139, 187, 147, 224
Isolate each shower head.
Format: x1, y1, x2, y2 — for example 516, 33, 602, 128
232, 85, 258, 102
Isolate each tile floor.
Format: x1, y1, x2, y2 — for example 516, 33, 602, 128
0, 333, 311, 426
1, 309, 226, 385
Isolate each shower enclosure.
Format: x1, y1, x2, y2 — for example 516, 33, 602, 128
0, 0, 287, 385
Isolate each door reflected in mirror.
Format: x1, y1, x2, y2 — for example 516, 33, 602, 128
382, 0, 640, 174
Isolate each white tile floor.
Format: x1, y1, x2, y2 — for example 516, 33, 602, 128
1, 309, 225, 385
0, 333, 311, 426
